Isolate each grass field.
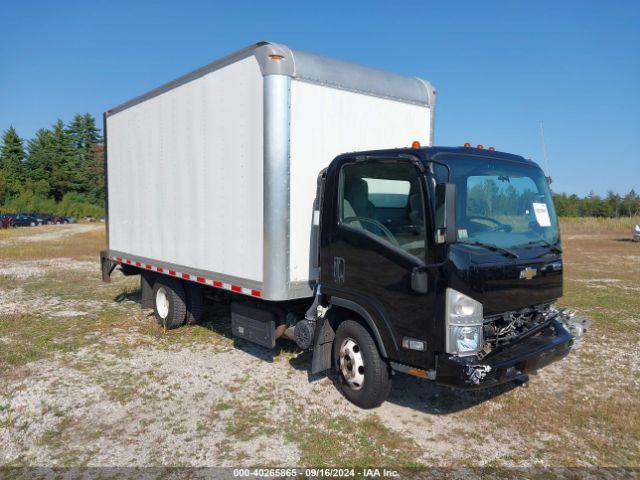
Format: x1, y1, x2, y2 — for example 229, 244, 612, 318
0, 219, 638, 469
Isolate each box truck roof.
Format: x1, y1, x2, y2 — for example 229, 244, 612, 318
106, 41, 435, 117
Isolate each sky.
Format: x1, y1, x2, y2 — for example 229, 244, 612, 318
1, 0, 638, 196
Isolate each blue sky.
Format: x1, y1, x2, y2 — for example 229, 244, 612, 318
1, 0, 638, 196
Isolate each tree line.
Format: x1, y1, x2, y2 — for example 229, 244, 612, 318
552, 191, 640, 218
0, 114, 105, 218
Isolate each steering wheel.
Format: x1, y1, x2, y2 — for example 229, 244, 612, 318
343, 217, 400, 247
466, 215, 512, 233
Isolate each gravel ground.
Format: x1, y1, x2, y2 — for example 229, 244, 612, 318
1, 225, 638, 469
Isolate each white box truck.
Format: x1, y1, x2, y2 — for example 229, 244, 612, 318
103, 41, 582, 408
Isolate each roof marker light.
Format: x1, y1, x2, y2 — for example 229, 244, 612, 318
463, 142, 471, 147
488, 146, 495, 151
269, 54, 285, 60
411, 140, 421, 148
477, 144, 484, 149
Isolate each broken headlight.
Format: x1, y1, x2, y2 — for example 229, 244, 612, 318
446, 288, 483, 356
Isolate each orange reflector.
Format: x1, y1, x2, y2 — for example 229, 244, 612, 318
407, 368, 429, 378
463, 142, 471, 147
488, 146, 495, 151
477, 144, 484, 149
411, 140, 421, 149
269, 54, 284, 60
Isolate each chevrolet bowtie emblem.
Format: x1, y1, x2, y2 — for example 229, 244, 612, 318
520, 267, 538, 280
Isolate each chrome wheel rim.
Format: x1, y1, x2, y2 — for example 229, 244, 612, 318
339, 338, 365, 390
156, 287, 170, 319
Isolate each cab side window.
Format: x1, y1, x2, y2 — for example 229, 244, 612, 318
339, 161, 426, 260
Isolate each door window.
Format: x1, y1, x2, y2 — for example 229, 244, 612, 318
339, 161, 426, 260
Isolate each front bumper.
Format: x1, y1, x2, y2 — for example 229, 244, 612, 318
435, 319, 573, 389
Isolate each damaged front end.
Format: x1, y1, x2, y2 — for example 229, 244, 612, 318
436, 304, 590, 388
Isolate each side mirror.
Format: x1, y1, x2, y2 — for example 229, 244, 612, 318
435, 183, 457, 244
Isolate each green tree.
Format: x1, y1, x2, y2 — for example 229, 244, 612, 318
48, 119, 78, 201
67, 113, 102, 154
0, 126, 26, 196
24, 128, 54, 187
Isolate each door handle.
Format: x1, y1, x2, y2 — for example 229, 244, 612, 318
333, 257, 345, 285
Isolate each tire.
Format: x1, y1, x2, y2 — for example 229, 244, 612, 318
333, 320, 391, 409
185, 282, 206, 325
153, 277, 187, 329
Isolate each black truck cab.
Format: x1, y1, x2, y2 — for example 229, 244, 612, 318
315, 145, 575, 407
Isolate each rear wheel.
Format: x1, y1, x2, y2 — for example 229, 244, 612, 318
333, 320, 391, 409
153, 277, 187, 329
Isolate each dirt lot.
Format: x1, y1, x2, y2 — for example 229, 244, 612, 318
0, 222, 639, 468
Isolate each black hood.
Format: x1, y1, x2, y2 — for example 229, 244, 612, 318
446, 244, 563, 315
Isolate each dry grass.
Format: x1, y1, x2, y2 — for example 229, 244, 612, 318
559, 216, 639, 234
0, 225, 105, 261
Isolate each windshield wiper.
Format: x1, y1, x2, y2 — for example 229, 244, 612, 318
459, 240, 519, 259
524, 238, 562, 254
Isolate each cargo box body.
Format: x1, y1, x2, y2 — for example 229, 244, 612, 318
105, 41, 435, 301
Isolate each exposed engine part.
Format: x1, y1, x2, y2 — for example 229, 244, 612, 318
483, 303, 555, 348
294, 319, 316, 350
465, 364, 492, 385
557, 307, 591, 346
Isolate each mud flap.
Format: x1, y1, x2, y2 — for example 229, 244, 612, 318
140, 272, 155, 309
100, 251, 116, 283
311, 318, 335, 374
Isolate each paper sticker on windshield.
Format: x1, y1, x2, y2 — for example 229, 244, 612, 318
458, 229, 468, 239
533, 203, 551, 227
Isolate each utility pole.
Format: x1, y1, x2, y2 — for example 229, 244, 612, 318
539, 120, 551, 175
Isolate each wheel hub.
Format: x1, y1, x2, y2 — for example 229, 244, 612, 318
339, 338, 365, 390
155, 287, 170, 319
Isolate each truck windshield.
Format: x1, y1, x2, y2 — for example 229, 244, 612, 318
434, 155, 559, 250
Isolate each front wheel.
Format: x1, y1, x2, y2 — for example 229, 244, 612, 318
333, 320, 391, 409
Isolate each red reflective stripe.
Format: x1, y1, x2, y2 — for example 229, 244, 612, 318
168, 270, 176, 276
213, 280, 223, 288
231, 285, 242, 292
145, 264, 152, 269
116, 257, 122, 262
182, 273, 190, 279
156, 267, 163, 273
126, 259, 131, 264
135, 262, 141, 267
251, 290, 261, 297
197, 276, 205, 283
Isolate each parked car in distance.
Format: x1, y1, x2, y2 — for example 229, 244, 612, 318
634, 224, 640, 242
36, 213, 67, 224
12, 213, 42, 227
0, 214, 15, 228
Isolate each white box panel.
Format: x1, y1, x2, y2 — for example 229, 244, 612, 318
107, 56, 264, 282
289, 80, 431, 282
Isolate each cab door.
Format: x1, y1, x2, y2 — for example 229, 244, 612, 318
320, 156, 438, 369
